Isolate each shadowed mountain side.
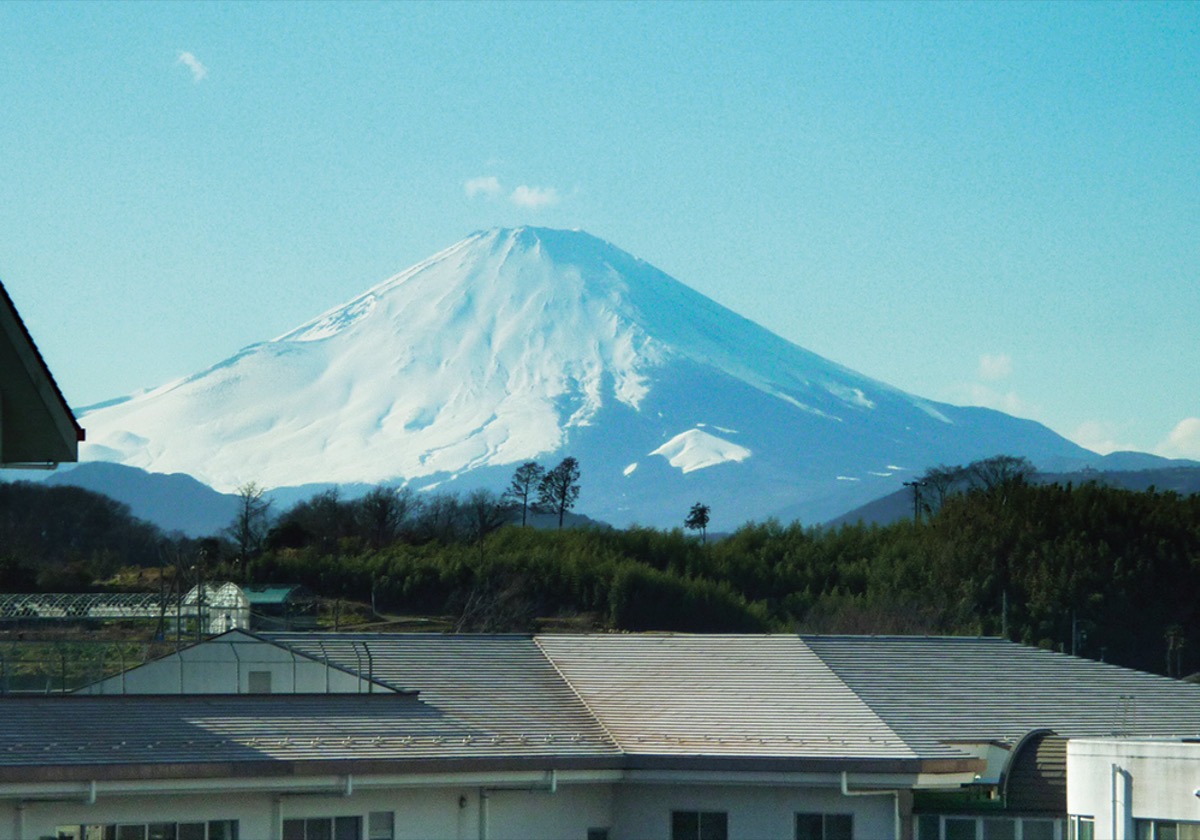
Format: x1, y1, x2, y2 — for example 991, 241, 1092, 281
827, 459, 1200, 528
41, 462, 240, 537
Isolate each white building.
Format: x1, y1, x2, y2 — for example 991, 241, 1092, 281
3, 633, 1199, 840
1067, 738, 1200, 840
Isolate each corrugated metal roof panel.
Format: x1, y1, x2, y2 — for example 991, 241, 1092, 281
264, 633, 619, 754
802, 635, 1200, 751
535, 634, 925, 759
243, 585, 309, 605
14, 632, 1196, 778
1004, 733, 1067, 813
0, 693, 615, 767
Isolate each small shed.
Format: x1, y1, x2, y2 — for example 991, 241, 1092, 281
242, 584, 318, 631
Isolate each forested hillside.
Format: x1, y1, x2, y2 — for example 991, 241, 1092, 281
2, 473, 1198, 677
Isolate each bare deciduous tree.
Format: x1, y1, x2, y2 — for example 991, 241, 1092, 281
227, 482, 271, 581
356, 486, 417, 550
502, 462, 544, 527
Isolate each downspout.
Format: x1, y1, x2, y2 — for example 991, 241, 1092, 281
1111, 762, 1132, 840
230, 639, 243, 692
474, 770, 555, 840
365, 643, 374, 693
841, 772, 902, 840
478, 788, 489, 840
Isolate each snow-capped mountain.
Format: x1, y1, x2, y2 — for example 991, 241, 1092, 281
79, 227, 1093, 528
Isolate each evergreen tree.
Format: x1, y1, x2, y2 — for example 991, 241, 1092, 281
537, 457, 581, 529
685, 502, 711, 544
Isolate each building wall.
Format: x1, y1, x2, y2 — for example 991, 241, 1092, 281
82, 636, 387, 695
611, 779, 897, 840
1, 774, 903, 840
2, 780, 611, 840
1068, 739, 1200, 840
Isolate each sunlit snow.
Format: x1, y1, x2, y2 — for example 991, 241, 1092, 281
649, 429, 751, 474
76, 227, 1016, 501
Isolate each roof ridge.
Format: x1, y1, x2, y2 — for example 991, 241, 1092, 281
795, 635, 931, 759
533, 635, 622, 752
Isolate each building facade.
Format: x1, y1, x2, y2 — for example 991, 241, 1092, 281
3, 633, 1200, 840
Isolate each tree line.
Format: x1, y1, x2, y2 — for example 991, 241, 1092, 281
3, 456, 1200, 676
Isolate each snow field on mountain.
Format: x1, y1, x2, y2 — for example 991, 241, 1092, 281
77, 226, 1092, 526
650, 429, 752, 473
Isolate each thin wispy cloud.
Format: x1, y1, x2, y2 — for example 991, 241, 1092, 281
510, 185, 559, 209
464, 176, 503, 200
978, 353, 1013, 381
1071, 420, 1136, 455
1156, 417, 1200, 460
177, 51, 208, 83
963, 383, 1031, 417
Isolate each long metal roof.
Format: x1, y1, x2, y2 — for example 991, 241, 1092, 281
535, 634, 919, 759
0, 693, 617, 780
802, 635, 1200, 748
5, 633, 1199, 782
261, 632, 1200, 762
263, 633, 618, 757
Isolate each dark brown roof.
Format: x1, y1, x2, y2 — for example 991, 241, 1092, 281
0, 279, 84, 464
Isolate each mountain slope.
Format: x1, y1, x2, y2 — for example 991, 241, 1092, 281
78, 227, 1094, 528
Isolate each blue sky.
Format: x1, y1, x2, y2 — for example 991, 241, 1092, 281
2, 1, 1197, 459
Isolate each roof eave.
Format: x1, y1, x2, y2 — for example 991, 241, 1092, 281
0, 281, 84, 465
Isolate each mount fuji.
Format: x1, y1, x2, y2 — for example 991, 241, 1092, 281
77, 227, 1094, 529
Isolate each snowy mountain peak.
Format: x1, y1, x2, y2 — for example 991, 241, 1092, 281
78, 228, 1091, 527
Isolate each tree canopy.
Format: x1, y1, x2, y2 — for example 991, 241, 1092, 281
537, 457, 581, 529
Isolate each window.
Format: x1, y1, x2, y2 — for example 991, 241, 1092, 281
367, 813, 393, 840
1022, 820, 1056, 840
944, 817, 977, 840
1070, 816, 1095, 840
983, 818, 1015, 840
917, 815, 940, 840
672, 811, 728, 840
920, 816, 1064, 840
1137, 821, 1200, 840
283, 818, 361, 840
797, 812, 854, 840
62, 827, 235, 840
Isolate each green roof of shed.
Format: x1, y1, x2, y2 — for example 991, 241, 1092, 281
242, 584, 310, 605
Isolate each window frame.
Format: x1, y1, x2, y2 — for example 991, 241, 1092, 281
796, 811, 855, 840
671, 810, 729, 840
